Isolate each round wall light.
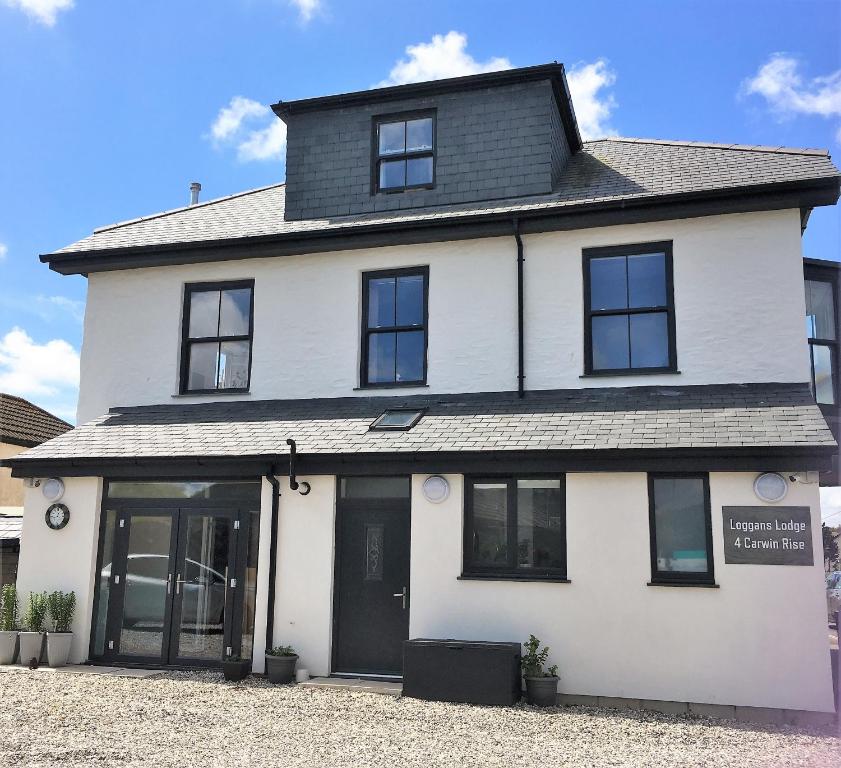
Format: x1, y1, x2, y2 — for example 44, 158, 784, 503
41, 477, 65, 503
753, 472, 788, 503
422, 475, 450, 504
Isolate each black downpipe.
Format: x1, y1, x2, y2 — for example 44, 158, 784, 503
514, 217, 525, 397
264, 470, 281, 656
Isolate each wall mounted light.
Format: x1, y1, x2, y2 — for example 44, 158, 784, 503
41, 477, 65, 503
298, 481, 311, 496
753, 472, 788, 503
422, 475, 450, 503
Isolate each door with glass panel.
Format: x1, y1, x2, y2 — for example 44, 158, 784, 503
93, 482, 261, 667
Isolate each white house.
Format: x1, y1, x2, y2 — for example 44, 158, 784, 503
4, 64, 840, 722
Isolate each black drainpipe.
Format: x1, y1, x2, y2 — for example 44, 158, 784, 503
514, 217, 525, 397
264, 469, 281, 656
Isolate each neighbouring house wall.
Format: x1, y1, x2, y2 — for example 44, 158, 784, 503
409, 472, 833, 713
78, 209, 810, 423
16, 477, 102, 662
0, 442, 25, 507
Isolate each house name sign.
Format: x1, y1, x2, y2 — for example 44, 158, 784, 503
722, 506, 813, 566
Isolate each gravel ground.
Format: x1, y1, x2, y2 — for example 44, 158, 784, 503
0, 668, 838, 768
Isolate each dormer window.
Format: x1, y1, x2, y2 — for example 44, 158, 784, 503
374, 113, 435, 193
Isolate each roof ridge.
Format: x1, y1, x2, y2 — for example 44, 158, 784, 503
587, 136, 829, 157
93, 183, 286, 234
0, 393, 73, 429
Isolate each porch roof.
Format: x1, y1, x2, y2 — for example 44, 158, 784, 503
2, 383, 835, 476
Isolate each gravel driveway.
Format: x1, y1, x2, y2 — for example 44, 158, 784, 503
0, 668, 838, 768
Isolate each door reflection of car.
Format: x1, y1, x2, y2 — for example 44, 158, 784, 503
827, 572, 841, 625
102, 554, 226, 626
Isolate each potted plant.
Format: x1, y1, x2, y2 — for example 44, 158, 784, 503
265, 645, 298, 684
19, 592, 48, 667
0, 584, 19, 664
521, 634, 559, 707
46, 591, 75, 668
222, 655, 251, 682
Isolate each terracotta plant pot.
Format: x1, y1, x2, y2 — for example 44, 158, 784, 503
0, 630, 18, 664
222, 659, 251, 682
265, 654, 298, 684
46, 632, 73, 668
524, 676, 559, 707
18, 631, 44, 667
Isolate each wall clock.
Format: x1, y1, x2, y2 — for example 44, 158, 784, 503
45, 503, 70, 530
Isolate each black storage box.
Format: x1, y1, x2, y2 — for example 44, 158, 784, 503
402, 639, 521, 706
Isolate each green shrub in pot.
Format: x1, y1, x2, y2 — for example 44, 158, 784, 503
0, 584, 19, 664
18, 592, 48, 667
46, 591, 76, 668
265, 644, 298, 684
222, 655, 251, 682
521, 634, 559, 707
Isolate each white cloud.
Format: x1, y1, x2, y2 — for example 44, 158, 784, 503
2, 0, 73, 26
0, 243, 7, 262
567, 59, 617, 140
0, 327, 79, 422
0, 293, 85, 325
822, 486, 841, 525
743, 54, 841, 141
208, 96, 287, 163
377, 31, 512, 87
289, 0, 321, 23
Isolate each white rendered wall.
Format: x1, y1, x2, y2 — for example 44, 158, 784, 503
270, 474, 335, 677
15, 477, 103, 664
409, 472, 834, 713
77, 210, 809, 423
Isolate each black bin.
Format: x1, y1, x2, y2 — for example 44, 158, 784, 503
402, 639, 521, 706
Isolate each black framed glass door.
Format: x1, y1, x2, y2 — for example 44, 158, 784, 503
95, 501, 255, 667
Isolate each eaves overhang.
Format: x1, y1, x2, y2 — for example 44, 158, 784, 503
40, 175, 841, 276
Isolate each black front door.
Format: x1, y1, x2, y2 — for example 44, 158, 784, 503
334, 488, 411, 675
100, 506, 248, 666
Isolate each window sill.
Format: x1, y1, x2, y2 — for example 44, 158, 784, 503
171, 390, 251, 398
580, 369, 681, 379
459, 574, 571, 584
647, 581, 719, 589
354, 384, 429, 391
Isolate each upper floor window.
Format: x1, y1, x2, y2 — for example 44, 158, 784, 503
180, 281, 254, 394
374, 113, 435, 193
805, 277, 837, 405
648, 474, 715, 586
361, 267, 428, 387
463, 477, 566, 580
583, 242, 676, 375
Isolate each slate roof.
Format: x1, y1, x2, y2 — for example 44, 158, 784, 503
6, 384, 834, 467
0, 513, 23, 541
0, 394, 72, 448
50, 138, 840, 256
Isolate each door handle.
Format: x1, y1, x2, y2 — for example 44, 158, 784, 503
167, 573, 173, 595
175, 572, 182, 595
392, 586, 407, 610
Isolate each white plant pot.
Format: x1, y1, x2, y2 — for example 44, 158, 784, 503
0, 630, 18, 664
18, 632, 44, 666
47, 632, 73, 668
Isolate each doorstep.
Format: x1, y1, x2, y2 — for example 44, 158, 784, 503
0, 664, 161, 679
300, 676, 402, 696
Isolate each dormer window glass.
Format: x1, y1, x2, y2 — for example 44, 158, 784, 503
180, 280, 254, 394
375, 114, 435, 192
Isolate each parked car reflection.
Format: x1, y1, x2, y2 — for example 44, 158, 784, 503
827, 571, 841, 624
102, 554, 226, 627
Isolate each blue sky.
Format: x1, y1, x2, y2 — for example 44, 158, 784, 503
0, 0, 840, 425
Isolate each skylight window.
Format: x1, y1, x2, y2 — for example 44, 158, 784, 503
369, 409, 425, 431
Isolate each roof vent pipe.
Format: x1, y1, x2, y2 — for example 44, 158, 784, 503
189, 182, 201, 206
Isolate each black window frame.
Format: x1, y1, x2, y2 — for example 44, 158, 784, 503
179, 279, 255, 395
360, 266, 429, 389
462, 475, 567, 581
804, 271, 839, 407
582, 241, 677, 376
372, 110, 436, 194
368, 408, 426, 431
648, 472, 716, 587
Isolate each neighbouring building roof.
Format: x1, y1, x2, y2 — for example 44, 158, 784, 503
0, 393, 72, 448
4, 384, 835, 476
42, 138, 840, 274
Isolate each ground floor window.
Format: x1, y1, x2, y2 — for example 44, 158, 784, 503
463, 477, 566, 579
648, 474, 714, 585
